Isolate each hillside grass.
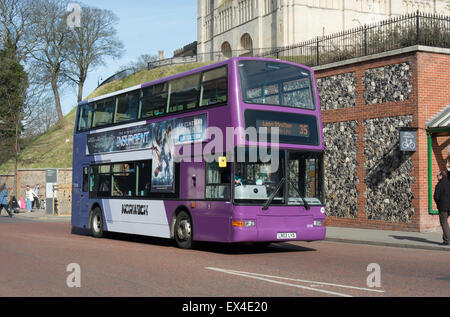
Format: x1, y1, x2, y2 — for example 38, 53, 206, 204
87, 62, 213, 100
0, 109, 77, 173
0, 62, 213, 174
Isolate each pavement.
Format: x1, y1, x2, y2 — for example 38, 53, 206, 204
325, 226, 449, 252
8, 209, 450, 252
12, 208, 71, 222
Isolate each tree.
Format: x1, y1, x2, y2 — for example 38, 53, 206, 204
0, 52, 28, 197
118, 54, 157, 73
65, 5, 124, 103
0, 0, 36, 61
29, 0, 70, 122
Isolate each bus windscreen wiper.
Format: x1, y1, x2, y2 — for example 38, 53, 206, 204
287, 178, 310, 210
262, 177, 286, 210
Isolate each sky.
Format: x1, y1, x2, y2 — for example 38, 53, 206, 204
60, 0, 198, 115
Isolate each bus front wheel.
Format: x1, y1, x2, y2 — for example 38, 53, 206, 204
174, 211, 193, 249
90, 208, 104, 238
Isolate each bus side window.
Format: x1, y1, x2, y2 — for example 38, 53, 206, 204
115, 92, 140, 123
90, 165, 112, 198
89, 166, 98, 196
92, 99, 115, 128
78, 103, 93, 132
200, 66, 228, 107
141, 83, 167, 119
112, 163, 136, 197
168, 73, 201, 113
136, 161, 152, 197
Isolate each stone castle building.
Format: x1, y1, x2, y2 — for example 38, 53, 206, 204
197, 0, 450, 60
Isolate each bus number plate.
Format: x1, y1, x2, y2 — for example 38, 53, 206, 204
277, 233, 297, 240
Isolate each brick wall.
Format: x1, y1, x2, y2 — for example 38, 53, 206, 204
0, 169, 72, 212
315, 48, 450, 232
416, 52, 450, 231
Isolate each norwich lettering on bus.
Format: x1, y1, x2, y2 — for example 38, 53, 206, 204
121, 204, 149, 216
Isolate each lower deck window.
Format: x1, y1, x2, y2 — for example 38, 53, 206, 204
88, 160, 179, 199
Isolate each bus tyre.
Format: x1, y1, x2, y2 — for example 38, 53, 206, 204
174, 211, 193, 249
91, 208, 104, 238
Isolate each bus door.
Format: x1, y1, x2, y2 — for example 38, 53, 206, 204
79, 165, 90, 214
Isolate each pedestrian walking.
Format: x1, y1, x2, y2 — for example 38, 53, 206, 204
32, 184, 41, 209
0, 186, 14, 218
434, 170, 450, 246
25, 185, 36, 213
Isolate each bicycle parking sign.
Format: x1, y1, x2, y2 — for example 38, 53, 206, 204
399, 128, 417, 152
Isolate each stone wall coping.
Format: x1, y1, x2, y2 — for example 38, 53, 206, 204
313, 45, 450, 72
0, 168, 72, 176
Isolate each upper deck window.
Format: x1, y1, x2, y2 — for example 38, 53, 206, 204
115, 91, 140, 124
238, 60, 316, 110
92, 98, 114, 128
77, 103, 93, 132
200, 66, 228, 107
76, 66, 229, 134
141, 83, 168, 119
168, 73, 201, 113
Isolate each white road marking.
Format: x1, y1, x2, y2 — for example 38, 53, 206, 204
206, 267, 352, 297
206, 267, 385, 297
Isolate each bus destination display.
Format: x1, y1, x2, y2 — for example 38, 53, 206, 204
256, 120, 310, 137
245, 110, 319, 146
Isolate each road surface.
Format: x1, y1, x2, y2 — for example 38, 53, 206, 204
0, 216, 449, 299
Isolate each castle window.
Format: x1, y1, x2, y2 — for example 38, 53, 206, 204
221, 42, 232, 58
240, 33, 253, 56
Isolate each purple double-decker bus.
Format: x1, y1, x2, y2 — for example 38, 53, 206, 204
71, 57, 326, 249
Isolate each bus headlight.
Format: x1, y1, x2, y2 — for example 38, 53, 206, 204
314, 220, 323, 227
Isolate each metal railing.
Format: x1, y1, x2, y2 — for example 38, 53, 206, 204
145, 12, 450, 74
258, 11, 450, 67
98, 68, 136, 87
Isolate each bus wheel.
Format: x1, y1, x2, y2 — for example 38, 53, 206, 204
174, 211, 193, 249
90, 208, 104, 238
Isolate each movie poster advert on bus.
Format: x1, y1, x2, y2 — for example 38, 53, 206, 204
86, 114, 207, 156
86, 114, 208, 193
151, 120, 175, 193
86, 124, 152, 155
150, 115, 207, 193
174, 115, 208, 145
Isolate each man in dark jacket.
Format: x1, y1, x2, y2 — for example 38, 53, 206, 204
434, 170, 450, 245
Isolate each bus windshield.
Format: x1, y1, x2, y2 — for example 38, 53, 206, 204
238, 60, 316, 110
234, 150, 323, 206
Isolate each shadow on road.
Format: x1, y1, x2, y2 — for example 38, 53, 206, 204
389, 235, 442, 246
192, 241, 317, 255
71, 227, 317, 254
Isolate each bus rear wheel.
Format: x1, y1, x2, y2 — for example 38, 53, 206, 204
174, 211, 193, 249
90, 208, 104, 238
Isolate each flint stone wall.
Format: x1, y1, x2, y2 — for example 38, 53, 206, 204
363, 116, 414, 223
317, 72, 357, 110
363, 63, 412, 105
323, 121, 359, 218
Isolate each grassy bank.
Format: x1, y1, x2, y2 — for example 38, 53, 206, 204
0, 62, 212, 173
